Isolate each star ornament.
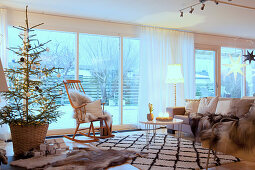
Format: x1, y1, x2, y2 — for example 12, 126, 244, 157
223, 54, 247, 81
243, 50, 255, 64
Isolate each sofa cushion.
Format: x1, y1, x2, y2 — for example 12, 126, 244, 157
211, 98, 253, 117
174, 115, 189, 124
215, 100, 232, 115
248, 103, 255, 114
215, 98, 240, 115
184, 99, 200, 115
236, 99, 254, 117
198, 96, 219, 114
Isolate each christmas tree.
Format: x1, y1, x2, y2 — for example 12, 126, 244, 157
0, 6, 63, 125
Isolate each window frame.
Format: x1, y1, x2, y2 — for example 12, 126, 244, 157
7, 26, 140, 134
195, 44, 255, 98
195, 44, 221, 97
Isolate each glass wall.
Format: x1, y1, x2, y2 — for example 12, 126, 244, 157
245, 49, 255, 96
8, 27, 141, 129
123, 38, 140, 124
79, 33, 120, 125
221, 47, 244, 98
195, 49, 216, 98
8, 27, 77, 130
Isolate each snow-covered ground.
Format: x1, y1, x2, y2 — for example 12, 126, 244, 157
49, 105, 138, 130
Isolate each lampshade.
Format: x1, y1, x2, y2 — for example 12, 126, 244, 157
165, 64, 184, 84
0, 59, 8, 92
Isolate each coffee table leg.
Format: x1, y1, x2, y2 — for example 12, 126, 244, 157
180, 123, 182, 138
178, 123, 182, 139
146, 124, 148, 150
147, 124, 151, 149
153, 124, 156, 143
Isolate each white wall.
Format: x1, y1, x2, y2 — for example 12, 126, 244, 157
7, 9, 138, 37
194, 33, 255, 49
7, 8, 255, 49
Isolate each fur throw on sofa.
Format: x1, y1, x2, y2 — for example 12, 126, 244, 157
189, 113, 239, 140
189, 111, 255, 161
68, 90, 112, 125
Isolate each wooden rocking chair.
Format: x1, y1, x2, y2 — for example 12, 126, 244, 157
63, 80, 114, 143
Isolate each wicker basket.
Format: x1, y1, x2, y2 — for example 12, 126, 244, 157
10, 123, 49, 156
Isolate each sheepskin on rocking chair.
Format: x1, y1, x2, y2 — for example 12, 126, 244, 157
63, 80, 114, 143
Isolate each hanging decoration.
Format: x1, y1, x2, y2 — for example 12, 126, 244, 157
57, 73, 61, 78
243, 50, 255, 64
223, 54, 247, 80
31, 64, 36, 70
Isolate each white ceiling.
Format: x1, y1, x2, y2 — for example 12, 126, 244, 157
1, 0, 255, 39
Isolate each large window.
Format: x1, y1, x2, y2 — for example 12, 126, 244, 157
8, 27, 76, 130
78, 34, 140, 125
195, 49, 216, 98
245, 49, 255, 96
8, 26, 140, 129
79, 33, 120, 125
221, 47, 244, 98
123, 38, 140, 124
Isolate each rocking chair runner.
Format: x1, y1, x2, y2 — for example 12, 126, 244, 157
63, 80, 114, 143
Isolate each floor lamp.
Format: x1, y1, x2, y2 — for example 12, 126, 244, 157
165, 64, 184, 107
0, 58, 8, 92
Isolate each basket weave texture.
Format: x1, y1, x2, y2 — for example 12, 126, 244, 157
10, 123, 49, 156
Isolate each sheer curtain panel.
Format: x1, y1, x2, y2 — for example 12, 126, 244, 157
0, 8, 10, 141
138, 27, 195, 125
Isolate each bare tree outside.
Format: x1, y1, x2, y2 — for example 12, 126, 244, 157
79, 34, 120, 104
41, 41, 75, 78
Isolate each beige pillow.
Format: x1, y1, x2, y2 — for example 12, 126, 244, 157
185, 99, 200, 115
248, 103, 255, 115
236, 99, 254, 117
215, 100, 232, 115
198, 96, 219, 114
86, 99, 103, 117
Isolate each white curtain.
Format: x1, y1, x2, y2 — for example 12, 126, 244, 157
138, 26, 195, 125
0, 8, 10, 141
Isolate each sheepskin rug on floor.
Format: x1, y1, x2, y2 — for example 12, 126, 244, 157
93, 133, 240, 170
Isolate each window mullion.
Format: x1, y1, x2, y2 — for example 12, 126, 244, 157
216, 47, 221, 97
243, 49, 246, 97
119, 37, 124, 125
75, 32, 79, 80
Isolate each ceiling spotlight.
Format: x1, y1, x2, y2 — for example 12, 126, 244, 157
199, 0, 209, 2
201, 4, 205, 10
215, 0, 219, 5
180, 11, 183, 17
189, 7, 194, 13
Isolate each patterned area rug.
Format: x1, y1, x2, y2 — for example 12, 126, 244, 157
93, 133, 240, 170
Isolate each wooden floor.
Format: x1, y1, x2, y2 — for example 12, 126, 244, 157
1, 129, 255, 170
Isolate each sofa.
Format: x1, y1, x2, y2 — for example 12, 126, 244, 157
166, 96, 255, 135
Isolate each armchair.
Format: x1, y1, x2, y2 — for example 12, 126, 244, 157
166, 107, 192, 134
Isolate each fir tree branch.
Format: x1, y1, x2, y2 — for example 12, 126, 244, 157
30, 23, 44, 29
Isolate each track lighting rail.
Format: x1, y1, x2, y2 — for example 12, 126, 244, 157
179, 0, 255, 17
